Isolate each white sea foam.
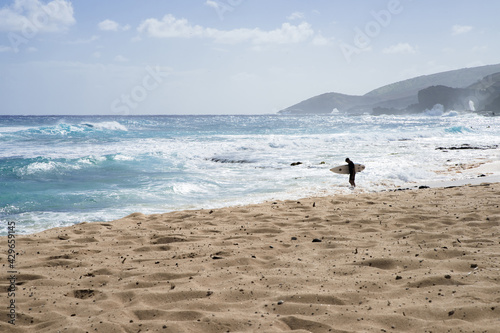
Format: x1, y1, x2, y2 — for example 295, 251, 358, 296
83, 121, 128, 131
16, 160, 81, 176
112, 154, 135, 161
423, 104, 445, 116
0, 126, 32, 133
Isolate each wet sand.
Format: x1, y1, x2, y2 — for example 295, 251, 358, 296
1, 183, 499, 332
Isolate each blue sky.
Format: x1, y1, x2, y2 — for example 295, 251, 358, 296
1, 0, 499, 115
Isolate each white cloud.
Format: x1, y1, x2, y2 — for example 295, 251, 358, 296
67, 35, 99, 44
205, 0, 220, 10
214, 22, 314, 44
0, 0, 75, 32
137, 14, 315, 45
452, 24, 473, 35
0, 45, 13, 52
98, 19, 118, 31
287, 12, 304, 21
383, 43, 417, 54
312, 32, 330, 46
98, 19, 130, 32
114, 55, 129, 62
138, 14, 205, 38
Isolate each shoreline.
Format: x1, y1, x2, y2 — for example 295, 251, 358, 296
414, 160, 500, 189
407, 174, 500, 190
1, 182, 499, 332
6, 169, 500, 237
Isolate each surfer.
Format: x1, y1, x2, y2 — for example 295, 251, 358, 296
345, 158, 356, 187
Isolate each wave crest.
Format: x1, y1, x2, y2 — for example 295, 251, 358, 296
17, 121, 127, 137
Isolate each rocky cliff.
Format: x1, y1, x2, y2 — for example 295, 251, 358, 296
416, 72, 500, 113
278, 64, 500, 115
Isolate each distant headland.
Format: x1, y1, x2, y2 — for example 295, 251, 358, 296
278, 63, 500, 116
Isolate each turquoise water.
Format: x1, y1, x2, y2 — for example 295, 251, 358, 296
1, 114, 499, 235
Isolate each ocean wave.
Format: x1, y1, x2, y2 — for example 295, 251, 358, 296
82, 121, 128, 131
17, 160, 73, 176
15, 121, 127, 137
0, 126, 31, 134
112, 154, 135, 161
443, 111, 459, 117
172, 182, 216, 195
422, 105, 461, 117
422, 104, 446, 116
444, 126, 473, 134
12, 154, 116, 177
0, 204, 20, 215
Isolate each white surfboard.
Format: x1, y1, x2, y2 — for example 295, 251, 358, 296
330, 163, 365, 174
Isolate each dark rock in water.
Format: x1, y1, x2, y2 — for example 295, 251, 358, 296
209, 157, 252, 164
478, 174, 487, 177
419, 185, 430, 189
290, 162, 302, 166
436, 144, 498, 151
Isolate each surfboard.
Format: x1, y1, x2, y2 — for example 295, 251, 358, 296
330, 163, 365, 174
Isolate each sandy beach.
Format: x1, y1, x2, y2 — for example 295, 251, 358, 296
1, 182, 499, 332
